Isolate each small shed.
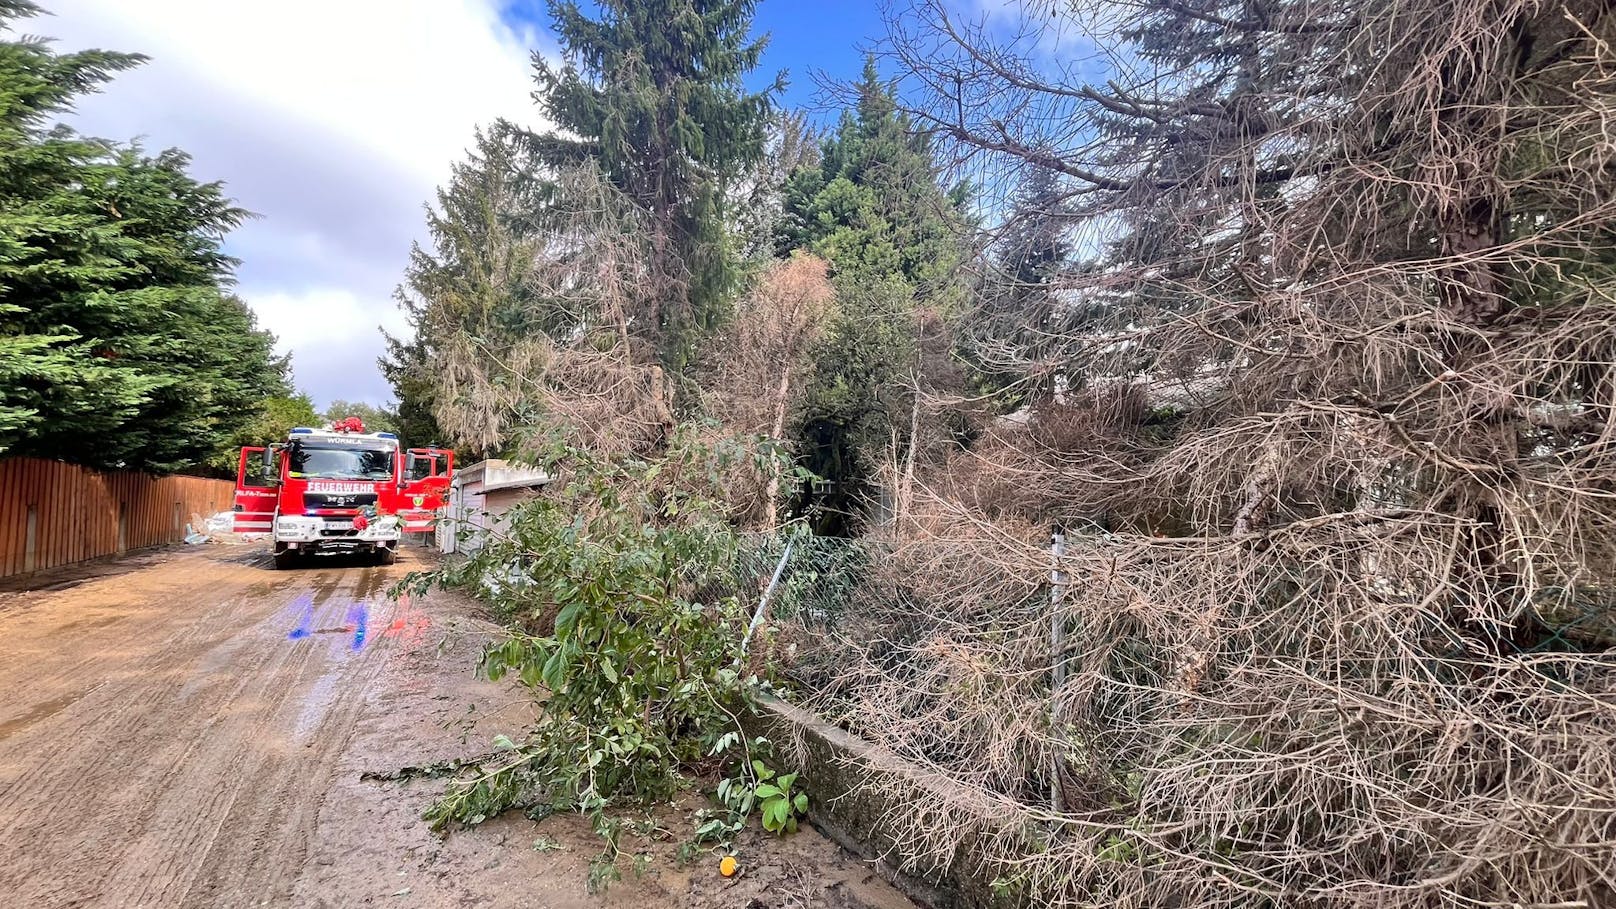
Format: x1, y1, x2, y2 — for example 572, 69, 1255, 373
438, 459, 552, 554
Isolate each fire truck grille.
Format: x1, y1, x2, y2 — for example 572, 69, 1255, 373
303, 492, 378, 510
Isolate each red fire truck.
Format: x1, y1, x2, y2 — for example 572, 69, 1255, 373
232, 420, 453, 569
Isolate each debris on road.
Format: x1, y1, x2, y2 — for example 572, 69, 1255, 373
190, 510, 265, 544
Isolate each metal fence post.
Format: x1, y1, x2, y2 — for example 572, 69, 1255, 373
743, 537, 796, 655
1049, 530, 1068, 811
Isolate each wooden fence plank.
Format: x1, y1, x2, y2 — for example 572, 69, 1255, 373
0, 461, 16, 577
47, 461, 59, 569
9, 461, 28, 576
7, 461, 29, 576
46, 461, 63, 571
37, 461, 52, 572
11, 460, 25, 575
70, 464, 84, 568
0, 461, 15, 576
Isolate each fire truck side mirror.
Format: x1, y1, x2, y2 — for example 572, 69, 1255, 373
403, 452, 419, 485
261, 445, 281, 486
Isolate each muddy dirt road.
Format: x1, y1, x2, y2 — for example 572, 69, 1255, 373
0, 546, 913, 909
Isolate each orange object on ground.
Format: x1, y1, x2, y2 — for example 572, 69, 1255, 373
719, 855, 738, 877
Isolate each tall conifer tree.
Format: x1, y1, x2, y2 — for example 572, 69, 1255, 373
382, 128, 539, 456
523, 0, 782, 370
968, 162, 1076, 399
776, 58, 968, 532
0, 1, 286, 471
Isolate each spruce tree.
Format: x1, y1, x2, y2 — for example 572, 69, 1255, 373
994, 164, 1070, 311
777, 58, 968, 532
379, 334, 445, 451
860, 0, 1616, 902
730, 110, 820, 264
0, 1, 285, 471
779, 57, 966, 293
968, 162, 1075, 399
522, 0, 782, 370
382, 127, 543, 457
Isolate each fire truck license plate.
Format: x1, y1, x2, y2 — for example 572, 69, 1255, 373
325, 520, 353, 530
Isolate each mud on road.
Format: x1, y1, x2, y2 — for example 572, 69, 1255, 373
0, 546, 914, 909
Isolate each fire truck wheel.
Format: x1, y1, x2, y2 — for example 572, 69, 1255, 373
376, 546, 397, 566
273, 549, 300, 570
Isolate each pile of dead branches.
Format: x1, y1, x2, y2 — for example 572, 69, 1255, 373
782, 0, 1616, 905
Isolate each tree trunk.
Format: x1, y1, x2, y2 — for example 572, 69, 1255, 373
763, 362, 793, 530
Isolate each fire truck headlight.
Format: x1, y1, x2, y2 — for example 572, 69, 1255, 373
276, 516, 320, 541
357, 515, 402, 540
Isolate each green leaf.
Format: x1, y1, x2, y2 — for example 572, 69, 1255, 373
485, 658, 509, 682
541, 648, 569, 689
555, 601, 585, 636
763, 800, 788, 831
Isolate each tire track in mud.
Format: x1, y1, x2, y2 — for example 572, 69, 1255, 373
0, 557, 254, 822
100, 567, 371, 908
0, 551, 298, 741
171, 573, 398, 909
0, 551, 410, 908
0, 553, 312, 903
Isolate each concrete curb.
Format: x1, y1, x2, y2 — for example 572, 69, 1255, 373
743, 697, 1017, 909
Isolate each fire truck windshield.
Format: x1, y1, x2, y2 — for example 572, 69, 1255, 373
287, 444, 395, 481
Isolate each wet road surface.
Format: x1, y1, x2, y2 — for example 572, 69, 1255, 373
0, 546, 915, 909
0, 547, 446, 907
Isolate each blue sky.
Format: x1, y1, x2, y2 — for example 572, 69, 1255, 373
39, 0, 915, 413
745, 0, 888, 113
498, 0, 888, 117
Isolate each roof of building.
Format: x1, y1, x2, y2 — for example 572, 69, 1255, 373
453, 459, 551, 492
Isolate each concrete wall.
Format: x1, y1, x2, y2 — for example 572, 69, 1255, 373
745, 698, 1022, 909
440, 460, 549, 554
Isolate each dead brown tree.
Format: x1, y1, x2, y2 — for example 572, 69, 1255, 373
433, 165, 674, 459
703, 253, 835, 528
785, 0, 1616, 905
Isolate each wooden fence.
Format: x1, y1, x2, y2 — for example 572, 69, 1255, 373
0, 457, 236, 580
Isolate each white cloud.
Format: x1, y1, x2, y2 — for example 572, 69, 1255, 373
247, 287, 413, 405
953, 0, 1118, 56
250, 287, 411, 354
39, 0, 552, 408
